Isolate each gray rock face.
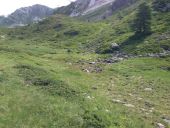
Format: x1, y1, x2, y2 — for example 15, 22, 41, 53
0, 4, 53, 27
82, 0, 115, 15
55, 0, 91, 16
55, 0, 136, 21
56, 0, 115, 17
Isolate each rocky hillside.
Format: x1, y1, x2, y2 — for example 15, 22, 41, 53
55, 0, 137, 20
0, 4, 53, 27
55, 0, 115, 16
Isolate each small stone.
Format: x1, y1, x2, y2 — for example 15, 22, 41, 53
124, 104, 135, 108
0, 35, 5, 39
86, 95, 94, 100
140, 108, 146, 112
128, 93, 133, 96
144, 88, 152, 91
86, 96, 91, 99
84, 69, 90, 73
149, 109, 153, 113
111, 43, 119, 50
26, 84, 30, 87
156, 123, 165, 128
95, 67, 102, 73
137, 97, 143, 100
105, 109, 109, 112
89, 62, 96, 64
68, 63, 72, 65
118, 58, 124, 61
112, 99, 125, 104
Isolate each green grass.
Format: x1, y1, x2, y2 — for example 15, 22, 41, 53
0, 34, 170, 127
0, 0, 170, 127
6, 6, 170, 55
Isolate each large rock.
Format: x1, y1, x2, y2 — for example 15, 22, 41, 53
111, 43, 119, 50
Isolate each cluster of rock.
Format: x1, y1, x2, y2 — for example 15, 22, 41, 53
78, 48, 170, 73
76, 59, 103, 73
102, 52, 130, 64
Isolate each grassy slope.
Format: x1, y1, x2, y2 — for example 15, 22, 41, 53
0, 1, 170, 128
78, 0, 170, 54
1, 35, 170, 128
8, 1, 170, 54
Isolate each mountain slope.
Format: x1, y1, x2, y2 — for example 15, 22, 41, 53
0, 4, 53, 27
55, 0, 137, 21
55, 0, 115, 16
0, 0, 170, 128
9, 0, 170, 54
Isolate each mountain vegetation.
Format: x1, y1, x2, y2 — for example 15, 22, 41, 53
132, 3, 152, 35
0, 0, 170, 128
153, 0, 170, 12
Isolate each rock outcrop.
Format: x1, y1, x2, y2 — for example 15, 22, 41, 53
55, 0, 115, 17
55, 0, 136, 21
0, 4, 53, 27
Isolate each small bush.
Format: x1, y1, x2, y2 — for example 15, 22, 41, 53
153, 0, 170, 12
64, 30, 79, 36
82, 111, 110, 128
53, 23, 63, 30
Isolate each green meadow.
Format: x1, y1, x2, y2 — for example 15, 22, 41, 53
0, 1, 170, 127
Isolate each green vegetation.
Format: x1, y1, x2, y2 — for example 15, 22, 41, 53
0, 36, 170, 127
153, 0, 170, 12
132, 3, 151, 35
0, 0, 170, 128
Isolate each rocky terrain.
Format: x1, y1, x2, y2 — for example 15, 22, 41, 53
55, 0, 137, 20
0, 4, 53, 27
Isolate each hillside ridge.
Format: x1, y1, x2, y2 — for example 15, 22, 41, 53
0, 4, 53, 27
